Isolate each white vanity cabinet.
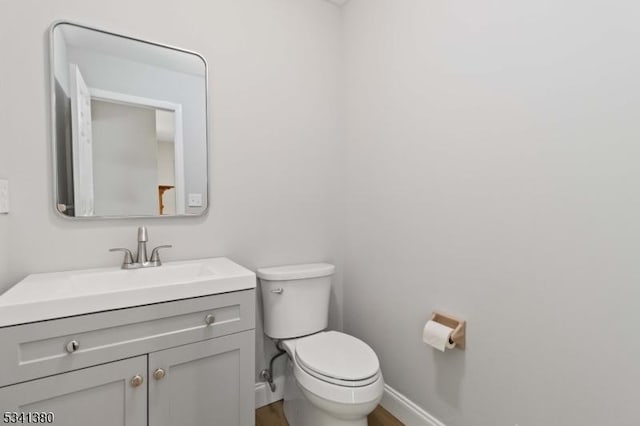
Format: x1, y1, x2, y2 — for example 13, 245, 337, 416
149, 331, 255, 426
0, 356, 147, 426
0, 289, 256, 426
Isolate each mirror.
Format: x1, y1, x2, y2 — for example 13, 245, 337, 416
50, 22, 208, 218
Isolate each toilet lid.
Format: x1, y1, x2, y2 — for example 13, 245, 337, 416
295, 331, 379, 382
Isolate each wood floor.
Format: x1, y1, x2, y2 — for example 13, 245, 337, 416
255, 400, 403, 426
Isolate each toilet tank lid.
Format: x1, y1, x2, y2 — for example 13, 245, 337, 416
257, 263, 335, 281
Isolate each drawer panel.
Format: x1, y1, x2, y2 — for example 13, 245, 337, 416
0, 290, 255, 388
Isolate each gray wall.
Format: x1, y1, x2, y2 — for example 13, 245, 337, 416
91, 101, 158, 217
343, 0, 640, 425
52, 28, 69, 94
0, 218, 6, 288
0, 174, 9, 292
0, 19, 9, 288
0, 0, 344, 383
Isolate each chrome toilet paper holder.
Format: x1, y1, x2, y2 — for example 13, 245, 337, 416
431, 311, 466, 350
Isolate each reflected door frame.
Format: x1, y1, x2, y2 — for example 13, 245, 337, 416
89, 88, 186, 215
69, 64, 95, 217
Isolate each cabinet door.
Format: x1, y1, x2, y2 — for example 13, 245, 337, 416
0, 356, 147, 426
149, 330, 255, 426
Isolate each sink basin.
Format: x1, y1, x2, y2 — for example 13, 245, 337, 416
0, 257, 256, 327
70, 263, 216, 293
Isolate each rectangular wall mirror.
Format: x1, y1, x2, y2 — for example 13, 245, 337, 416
50, 22, 209, 218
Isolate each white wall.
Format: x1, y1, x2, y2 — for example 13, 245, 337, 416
0, 181, 7, 289
52, 28, 69, 94
0, 0, 344, 382
0, 20, 10, 289
0, 218, 6, 288
91, 100, 159, 216
343, 1, 640, 425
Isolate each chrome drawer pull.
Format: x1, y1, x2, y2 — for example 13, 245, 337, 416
65, 340, 80, 353
204, 314, 216, 325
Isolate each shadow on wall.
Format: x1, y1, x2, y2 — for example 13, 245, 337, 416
432, 344, 466, 409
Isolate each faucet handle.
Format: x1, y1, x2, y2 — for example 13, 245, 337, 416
109, 248, 138, 269
149, 245, 172, 266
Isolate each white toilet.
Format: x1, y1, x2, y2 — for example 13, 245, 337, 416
258, 263, 384, 426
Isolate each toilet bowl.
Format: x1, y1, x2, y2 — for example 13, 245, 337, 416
258, 263, 384, 426
282, 332, 384, 426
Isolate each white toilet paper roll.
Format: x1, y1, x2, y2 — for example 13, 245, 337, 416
422, 320, 456, 352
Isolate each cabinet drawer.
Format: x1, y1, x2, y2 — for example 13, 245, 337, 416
0, 290, 255, 388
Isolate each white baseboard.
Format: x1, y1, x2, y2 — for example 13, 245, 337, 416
255, 376, 285, 408
381, 384, 446, 426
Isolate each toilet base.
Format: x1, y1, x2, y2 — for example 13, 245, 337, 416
283, 359, 379, 426
285, 401, 367, 426
283, 367, 307, 426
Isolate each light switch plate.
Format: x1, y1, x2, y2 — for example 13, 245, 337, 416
0, 179, 9, 214
188, 193, 203, 207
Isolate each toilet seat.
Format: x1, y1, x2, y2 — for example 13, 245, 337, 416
294, 331, 380, 387
296, 353, 381, 387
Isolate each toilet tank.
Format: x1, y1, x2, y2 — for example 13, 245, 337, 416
257, 263, 335, 339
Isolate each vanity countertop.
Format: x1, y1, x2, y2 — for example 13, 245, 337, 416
0, 257, 256, 327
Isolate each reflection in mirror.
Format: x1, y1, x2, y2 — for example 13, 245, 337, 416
51, 22, 208, 218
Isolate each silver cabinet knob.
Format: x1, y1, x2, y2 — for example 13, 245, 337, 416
270, 288, 284, 294
65, 340, 80, 353
153, 368, 166, 380
204, 314, 216, 325
130, 375, 144, 388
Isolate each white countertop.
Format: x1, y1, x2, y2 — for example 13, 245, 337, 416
0, 257, 256, 327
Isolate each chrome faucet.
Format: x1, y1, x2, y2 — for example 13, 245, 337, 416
136, 226, 149, 265
110, 226, 172, 269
